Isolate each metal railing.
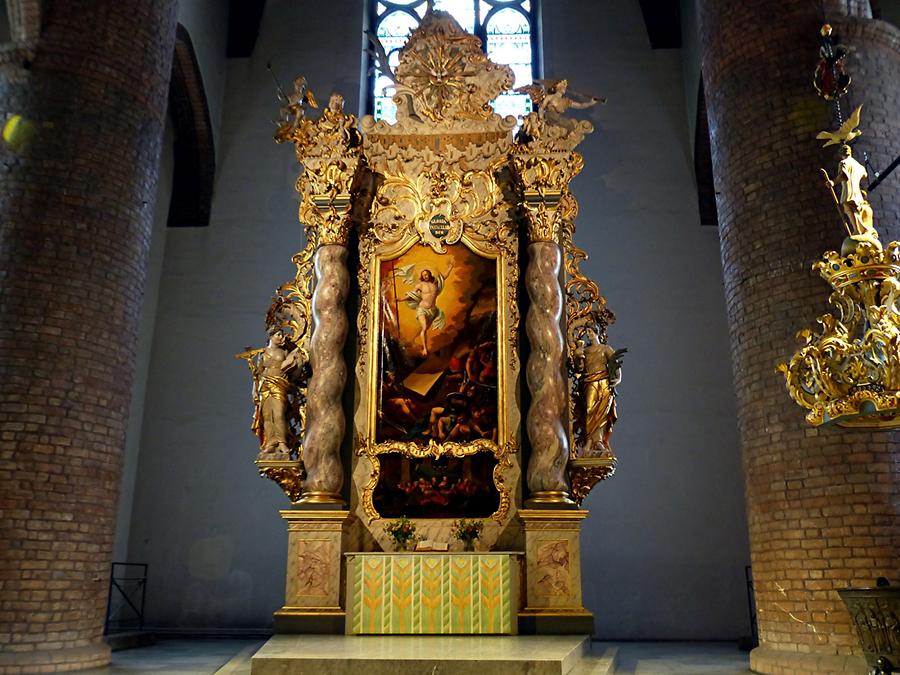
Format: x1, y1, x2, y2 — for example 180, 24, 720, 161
104, 562, 148, 635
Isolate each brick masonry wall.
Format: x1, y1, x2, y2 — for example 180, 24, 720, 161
0, 1, 176, 672
699, 1, 900, 673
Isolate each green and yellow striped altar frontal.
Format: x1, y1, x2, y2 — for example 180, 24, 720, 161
345, 553, 519, 634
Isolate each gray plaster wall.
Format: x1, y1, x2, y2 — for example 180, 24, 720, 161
112, 122, 174, 564
127, 0, 364, 630
543, 0, 749, 639
113, 0, 228, 564
127, 0, 749, 638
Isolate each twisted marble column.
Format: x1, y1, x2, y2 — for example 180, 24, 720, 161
301, 244, 349, 503
524, 241, 573, 504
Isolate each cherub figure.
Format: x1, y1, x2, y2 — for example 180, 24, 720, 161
393, 260, 454, 356
275, 75, 318, 141
318, 93, 360, 147
573, 328, 626, 456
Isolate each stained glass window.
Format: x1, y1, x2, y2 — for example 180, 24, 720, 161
368, 0, 539, 124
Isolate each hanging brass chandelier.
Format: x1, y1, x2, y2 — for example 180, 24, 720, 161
778, 25, 900, 428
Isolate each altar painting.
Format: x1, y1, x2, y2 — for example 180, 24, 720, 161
376, 243, 499, 446
373, 453, 500, 518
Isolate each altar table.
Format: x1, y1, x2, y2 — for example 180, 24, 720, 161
344, 552, 521, 635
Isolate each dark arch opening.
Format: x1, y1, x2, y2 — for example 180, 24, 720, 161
167, 23, 215, 228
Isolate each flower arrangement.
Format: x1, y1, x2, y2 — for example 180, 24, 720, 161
452, 519, 484, 551
384, 517, 417, 551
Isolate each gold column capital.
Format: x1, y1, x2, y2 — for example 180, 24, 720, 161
298, 155, 360, 248
511, 150, 584, 244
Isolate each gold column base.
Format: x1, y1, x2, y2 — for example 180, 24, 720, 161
297, 490, 345, 505
525, 490, 575, 506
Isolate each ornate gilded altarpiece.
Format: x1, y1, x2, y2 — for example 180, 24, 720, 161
237, 10, 622, 634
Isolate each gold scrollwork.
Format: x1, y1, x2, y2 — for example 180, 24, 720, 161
567, 457, 616, 506
257, 460, 305, 503
356, 439, 516, 524
298, 159, 359, 247
511, 147, 586, 243
778, 241, 900, 427
369, 162, 505, 253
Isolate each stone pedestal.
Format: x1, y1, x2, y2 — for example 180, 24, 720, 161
273, 510, 351, 634
518, 510, 592, 635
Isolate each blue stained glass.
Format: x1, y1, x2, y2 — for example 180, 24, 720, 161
371, 1, 536, 123
491, 92, 532, 123
377, 10, 419, 40
375, 96, 398, 124
486, 7, 529, 34
486, 10, 531, 88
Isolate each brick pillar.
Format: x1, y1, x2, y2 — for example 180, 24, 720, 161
699, 2, 900, 673
0, 1, 176, 672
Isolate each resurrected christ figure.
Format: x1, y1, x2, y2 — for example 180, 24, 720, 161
394, 260, 454, 356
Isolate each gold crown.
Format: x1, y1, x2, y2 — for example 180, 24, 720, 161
778, 241, 900, 428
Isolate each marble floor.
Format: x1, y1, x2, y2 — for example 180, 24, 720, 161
603, 641, 752, 674
81, 638, 752, 674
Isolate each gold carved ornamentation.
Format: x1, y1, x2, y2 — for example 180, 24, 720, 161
367, 157, 507, 253
779, 111, 900, 427
511, 151, 586, 243
356, 439, 516, 525
384, 10, 514, 124
277, 84, 363, 248
778, 241, 900, 427
238, 81, 362, 500
256, 460, 305, 503
510, 83, 597, 244
568, 457, 616, 506
561, 214, 619, 466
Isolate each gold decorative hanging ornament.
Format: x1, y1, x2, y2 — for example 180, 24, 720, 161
778, 110, 900, 428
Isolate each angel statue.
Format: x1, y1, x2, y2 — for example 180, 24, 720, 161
573, 328, 626, 456
250, 329, 306, 458
515, 79, 605, 137
392, 260, 455, 357
275, 75, 318, 142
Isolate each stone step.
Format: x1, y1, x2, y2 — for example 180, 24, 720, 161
250, 634, 594, 675
568, 646, 617, 675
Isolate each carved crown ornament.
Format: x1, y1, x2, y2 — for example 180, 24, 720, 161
238, 8, 620, 511
778, 108, 900, 428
